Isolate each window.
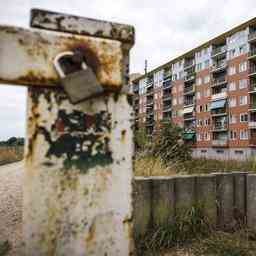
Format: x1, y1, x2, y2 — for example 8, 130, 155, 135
205, 118, 211, 125
179, 71, 183, 79
172, 111, 177, 118
173, 98, 177, 105
229, 66, 236, 75
239, 61, 247, 72
230, 130, 237, 140
196, 77, 202, 85
196, 92, 201, 99
178, 96, 183, 104
239, 95, 247, 105
229, 82, 236, 91
204, 75, 210, 84
240, 113, 248, 122
197, 133, 202, 141
240, 129, 248, 140
216, 150, 224, 154
239, 79, 248, 89
200, 105, 203, 112
229, 97, 237, 107
201, 150, 207, 153
229, 114, 237, 124
239, 44, 247, 55
205, 103, 210, 112
235, 150, 244, 155
197, 119, 203, 126
204, 60, 210, 69
173, 87, 177, 94
196, 63, 202, 72
178, 85, 183, 92
205, 89, 210, 97
229, 49, 236, 59
172, 74, 177, 81
205, 132, 210, 141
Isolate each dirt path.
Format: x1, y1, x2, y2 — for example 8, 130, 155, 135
0, 161, 23, 256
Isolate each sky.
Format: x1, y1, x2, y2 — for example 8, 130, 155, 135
0, 0, 256, 139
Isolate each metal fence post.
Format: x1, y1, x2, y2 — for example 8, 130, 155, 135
0, 9, 135, 255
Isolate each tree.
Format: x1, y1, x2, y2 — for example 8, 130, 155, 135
152, 122, 192, 164
134, 127, 150, 152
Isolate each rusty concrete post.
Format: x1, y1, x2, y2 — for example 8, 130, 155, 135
9, 9, 134, 255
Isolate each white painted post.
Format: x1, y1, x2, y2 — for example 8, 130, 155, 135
0, 9, 135, 255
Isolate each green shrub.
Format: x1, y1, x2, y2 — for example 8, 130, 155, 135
0, 240, 11, 256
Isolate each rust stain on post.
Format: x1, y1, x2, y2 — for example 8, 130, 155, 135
0, 25, 124, 89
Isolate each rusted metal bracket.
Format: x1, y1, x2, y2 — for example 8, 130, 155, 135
0, 25, 124, 90
30, 9, 135, 45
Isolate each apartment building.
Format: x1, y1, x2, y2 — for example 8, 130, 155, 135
132, 17, 256, 160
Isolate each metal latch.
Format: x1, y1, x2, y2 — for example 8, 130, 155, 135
54, 50, 103, 104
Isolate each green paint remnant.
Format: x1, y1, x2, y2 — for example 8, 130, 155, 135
43, 109, 113, 172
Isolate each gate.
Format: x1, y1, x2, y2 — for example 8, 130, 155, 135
0, 9, 135, 255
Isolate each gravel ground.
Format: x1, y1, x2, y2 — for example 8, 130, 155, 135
0, 161, 23, 256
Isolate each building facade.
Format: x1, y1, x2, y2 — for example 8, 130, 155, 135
132, 17, 256, 160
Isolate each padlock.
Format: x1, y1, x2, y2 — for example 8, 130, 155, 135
54, 51, 103, 104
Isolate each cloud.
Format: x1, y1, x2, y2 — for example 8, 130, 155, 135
0, 0, 256, 139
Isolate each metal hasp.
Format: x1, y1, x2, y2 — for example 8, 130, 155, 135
0, 9, 135, 255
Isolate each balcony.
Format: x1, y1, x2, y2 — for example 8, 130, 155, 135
146, 88, 154, 95
211, 91, 227, 101
184, 99, 195, 107
211, 109, 227, 117
249, 83, 256, 93
249, 66, 256, 77
211, 60, 227, 73
146, 120, 154, 127
212, 122, 228, 132
249, 103, 256, 111
146, 99, 154, 106
248, 31, 256, 43
184, 114, 195, 121
163, 70, 172, 80
134, 103, 139, 109
146, 112, 153, 118
211, 76, 227, 87
146, 77, 153, 87
211, 45, 227, 58
248, 48, 256, 60
184, 73, 196, 82
249, 122, 256, 129
162, 105, 172, 112
212, 139, 228, 147
184, 84, 195, 95
133, 85, 139, 93
162, 94, 172, 101
184, 60, 195, 70
163, 79, 172, 88
183, 130, 196, 140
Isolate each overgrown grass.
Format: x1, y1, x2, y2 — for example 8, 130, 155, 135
134, 155, 177, 176
192, 229, 256, 256
134, 154, 256, 176
0, 146, 24, 166
135, 204, 256, 256
0, 240, 11, 256
135, 204, 211, 255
